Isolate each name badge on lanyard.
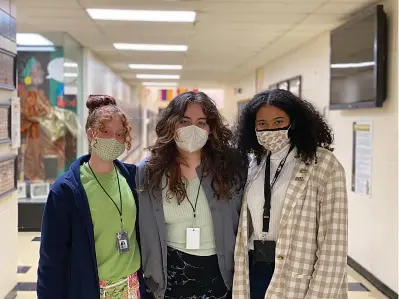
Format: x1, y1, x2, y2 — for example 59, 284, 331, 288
185, 172, 204, 250
186, 228, 201, 249
117, 230, 131, 254
88, 163, 131, 255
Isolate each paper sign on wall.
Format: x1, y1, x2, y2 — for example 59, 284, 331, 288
352, 121, 372, 196
11, 97, 20, 148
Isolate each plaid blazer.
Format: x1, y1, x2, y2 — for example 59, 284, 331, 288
233, 148, 348, 299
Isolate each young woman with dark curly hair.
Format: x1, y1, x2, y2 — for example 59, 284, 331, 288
136, 91, 247, 299
232, 89, 348, 299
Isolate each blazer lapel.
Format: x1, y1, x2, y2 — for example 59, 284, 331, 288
278, 160, 313, 235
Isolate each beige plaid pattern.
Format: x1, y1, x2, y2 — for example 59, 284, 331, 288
233, 148, 348, 299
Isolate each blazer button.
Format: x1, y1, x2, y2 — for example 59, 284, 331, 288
277, 255, 284, 261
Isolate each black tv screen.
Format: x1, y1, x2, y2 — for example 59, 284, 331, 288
329, 5, 387, 109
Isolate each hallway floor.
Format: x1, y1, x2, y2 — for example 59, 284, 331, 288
16, 232, 388, 299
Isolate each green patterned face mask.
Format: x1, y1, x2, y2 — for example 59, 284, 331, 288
91, 138, 125, 162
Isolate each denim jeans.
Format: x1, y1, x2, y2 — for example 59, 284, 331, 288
249, 251, 275, 299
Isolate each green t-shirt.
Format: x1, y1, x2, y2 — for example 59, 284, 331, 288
80, 163, 140, 282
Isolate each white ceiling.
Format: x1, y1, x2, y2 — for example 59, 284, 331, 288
15, 0, 377, 86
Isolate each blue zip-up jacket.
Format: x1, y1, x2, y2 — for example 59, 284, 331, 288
37, 154, 144, 299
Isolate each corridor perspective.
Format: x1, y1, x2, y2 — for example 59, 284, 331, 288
0, 0, 398, 298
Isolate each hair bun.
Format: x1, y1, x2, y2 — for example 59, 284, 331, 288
86, 95, 117, 112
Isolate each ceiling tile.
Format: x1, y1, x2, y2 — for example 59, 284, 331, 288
15, 0, 380, 83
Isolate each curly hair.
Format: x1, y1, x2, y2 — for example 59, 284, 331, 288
85, 95, 132, 150
234, 89, 333, 165
143, 91, 246, 203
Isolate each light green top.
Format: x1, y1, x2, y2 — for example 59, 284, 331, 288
162, 176, 216, 256
80, 163, 140, 281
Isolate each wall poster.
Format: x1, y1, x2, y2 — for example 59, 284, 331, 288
352, 121, 373, 196
0, 154, 17, 199
0, 48, 16, 90
11, 97, 21, 148
0, 102, 10, 143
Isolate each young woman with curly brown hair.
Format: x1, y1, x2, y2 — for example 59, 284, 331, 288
37, 95, 145, 299
136, 91, 247, 299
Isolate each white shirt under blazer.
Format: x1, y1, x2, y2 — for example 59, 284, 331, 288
247, 144, 297, 248
233, 147, 348, 299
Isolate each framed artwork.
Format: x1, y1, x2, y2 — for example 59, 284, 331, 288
0, 48, 16, 90
278, 81, 289, 90
0, 102, 11, 144
30, 182, 50, 199
270, 75, 302, 97
288, 76, 302, 97
0, 154, 17, 199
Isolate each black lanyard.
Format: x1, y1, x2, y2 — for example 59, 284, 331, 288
185, 170, 204, 219
88, 163, 123, 228
262, 145, 294, 233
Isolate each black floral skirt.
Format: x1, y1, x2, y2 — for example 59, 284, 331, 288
164, 246, 230, 299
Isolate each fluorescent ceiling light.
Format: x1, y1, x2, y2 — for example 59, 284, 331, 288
17, 33, 54, 46
64, 73, 78, 78
17, 46, 56, 52
87, 9, 196, 23
64, 62, 78, 67
114, 43, 187, 52
331, 62, 374, 69
129, 64, 182, 70
142, 82, 178, 86
137, 74, 180, 79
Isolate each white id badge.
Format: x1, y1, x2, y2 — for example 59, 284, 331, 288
186, 228, 200, 249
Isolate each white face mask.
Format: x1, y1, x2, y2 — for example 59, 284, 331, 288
256, 127, 290, 153
175, 125, 209, 153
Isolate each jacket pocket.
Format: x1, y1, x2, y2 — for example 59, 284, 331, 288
290, 272, 312, 279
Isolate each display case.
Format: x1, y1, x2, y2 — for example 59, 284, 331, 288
16, 32, 83, 231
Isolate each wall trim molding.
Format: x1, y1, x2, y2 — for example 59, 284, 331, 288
348, 256, 398, 299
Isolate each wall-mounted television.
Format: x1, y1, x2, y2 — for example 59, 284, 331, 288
329, 5, 387, 110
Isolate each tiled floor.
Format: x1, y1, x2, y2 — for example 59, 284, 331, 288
15, 232, 388, 299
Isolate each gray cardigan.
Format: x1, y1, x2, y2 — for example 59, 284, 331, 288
135, 158, 246, 298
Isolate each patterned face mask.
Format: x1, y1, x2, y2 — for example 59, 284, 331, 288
91, 138, 125, 161
256, 126, 290, 153
175, 125, 209, 153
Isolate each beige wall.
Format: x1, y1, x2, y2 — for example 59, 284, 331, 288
233, 0, 398, 292
0, 4, 18, 297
